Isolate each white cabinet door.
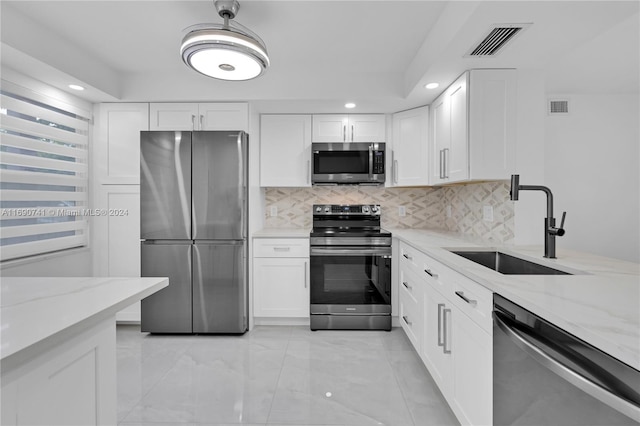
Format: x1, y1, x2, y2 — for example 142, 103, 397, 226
392, 106, 429, 186
447, 75, 469, 182
198, 102, 248, 131
93, 186, 141, 322
312, 114, 385, 142
95, 103, 149, 184
253, 257, 309, 317
260, 114, 312, 187
450, 308, 492, 426
312, 114, 348, 142
398, 267, 423, 351
349, 114, 386, 142
421, 282, 453, 396
149, 103, 199, 130
430, 92, 449, 185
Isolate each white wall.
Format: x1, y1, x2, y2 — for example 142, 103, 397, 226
545, 94, 639, 262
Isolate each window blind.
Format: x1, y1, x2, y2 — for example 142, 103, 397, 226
0, 80, 90, 261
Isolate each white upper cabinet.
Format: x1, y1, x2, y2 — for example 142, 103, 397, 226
94, 103, 149, 184
391, 106, 430, 186
431, 69, 516, 185
149, 102, 248, 131
312, 114, 385, 142
260, 114, 312, 187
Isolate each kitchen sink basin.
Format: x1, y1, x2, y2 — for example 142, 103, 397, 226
450, 250, 572, 275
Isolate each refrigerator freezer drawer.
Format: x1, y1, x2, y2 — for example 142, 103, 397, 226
141, 243, 192, 333
192, 241, 247, 333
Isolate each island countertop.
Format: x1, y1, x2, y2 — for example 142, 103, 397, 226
388, 228, 640, 370
0, 277, 168, 362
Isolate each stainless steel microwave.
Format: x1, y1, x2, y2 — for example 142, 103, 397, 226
312, 142, 385, 185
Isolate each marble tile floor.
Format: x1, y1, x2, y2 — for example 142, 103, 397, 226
117, 324, 459, 426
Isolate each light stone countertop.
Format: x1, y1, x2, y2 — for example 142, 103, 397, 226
388, 227, 640, 370
0, 277, 168, 361
253, 228, 311, 238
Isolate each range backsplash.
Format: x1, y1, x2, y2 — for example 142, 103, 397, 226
264, 181, 515, 243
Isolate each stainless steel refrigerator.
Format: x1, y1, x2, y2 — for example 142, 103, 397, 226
140, 131, 248, 334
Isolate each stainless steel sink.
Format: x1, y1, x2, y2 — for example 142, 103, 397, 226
450, 250, 572, 275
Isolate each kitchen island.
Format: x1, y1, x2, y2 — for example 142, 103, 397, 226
1, 277, 168, 425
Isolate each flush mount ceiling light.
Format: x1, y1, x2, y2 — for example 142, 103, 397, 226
180, 0, 270, 81
344, 102, 356, 109
424, 82, 439, 90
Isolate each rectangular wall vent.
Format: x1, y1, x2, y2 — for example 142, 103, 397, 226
465, 24, 531, 57
548, 99, 570, 115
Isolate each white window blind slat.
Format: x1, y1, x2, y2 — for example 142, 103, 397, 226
0, 235, 86, 260
1, 82, 89, 261
1, 133, 87, 160
1, 114, 87, 147
0, 169, 85, 186
0, 151, 87, 174
0, 95, 89, 132
0, 190, 87, 202
0, 220, 86, 239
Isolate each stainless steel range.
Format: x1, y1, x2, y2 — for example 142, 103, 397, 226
310, 204, 392, 330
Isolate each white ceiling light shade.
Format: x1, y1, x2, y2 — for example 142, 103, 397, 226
180, 0, 269, 81
424, 82, 439, 90
345, 102, 356, 109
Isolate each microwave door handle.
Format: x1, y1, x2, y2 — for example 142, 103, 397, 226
368, 144, 374, 178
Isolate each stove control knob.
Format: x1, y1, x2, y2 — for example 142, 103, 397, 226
362, 205, 370, 213
371, 205, 379, 213
316, 206, 322, 213
324, 206, 330, 213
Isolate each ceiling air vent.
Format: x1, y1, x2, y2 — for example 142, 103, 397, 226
465, 24, 531, 57
548, 99, 570, 115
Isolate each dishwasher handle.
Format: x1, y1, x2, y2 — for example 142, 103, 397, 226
493, 310, 640, 423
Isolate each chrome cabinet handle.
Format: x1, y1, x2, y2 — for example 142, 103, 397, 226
424, 268, 438, 278
351, 125, 354, 142
343, 125, 346, 142
394, 159, 399, 183
443, 148, 449, 178
437, 303, 445, 347
304, 261, 308, 288
439, 149, 445, 179
403, 253, 412, 261
455, 290, 477, 307
273, 247, 291, 252
402, 315, 412, 326
402, 281, 412, 290
191, 114, 196, 130
443, 308, 451, 354
199, 114, 204, 129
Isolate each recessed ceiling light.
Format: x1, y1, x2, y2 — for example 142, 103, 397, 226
424, 82, 439, 90
68, 84, 85, 91
345, 103, 356, 109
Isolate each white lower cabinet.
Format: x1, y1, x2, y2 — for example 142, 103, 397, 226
397, 240, 492, 426
253, 238, 310, 318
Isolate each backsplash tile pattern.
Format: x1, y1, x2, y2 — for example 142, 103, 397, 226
264, 181, 515, 243
441, 181, 515, 243
264, 187, 444, 230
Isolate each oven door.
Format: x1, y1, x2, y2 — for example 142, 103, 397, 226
310, 246, 391, 315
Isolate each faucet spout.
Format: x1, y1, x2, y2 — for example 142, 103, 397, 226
509, 174, 566, 259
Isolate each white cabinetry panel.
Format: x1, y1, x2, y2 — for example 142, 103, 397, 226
260, 114, 312, 187
150, 102, 248, 131
312, 114, 385, 142
392, 106, 429, 186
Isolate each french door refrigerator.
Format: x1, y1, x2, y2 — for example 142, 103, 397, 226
140, 131, 248, 334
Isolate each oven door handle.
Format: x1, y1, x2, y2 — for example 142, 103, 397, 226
310, 247, 391, 257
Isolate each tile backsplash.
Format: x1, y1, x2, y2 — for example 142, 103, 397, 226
264, 181, 515, 243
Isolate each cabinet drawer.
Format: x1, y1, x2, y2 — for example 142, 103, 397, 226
399, 266, 424, 305
399, 241, 428, 277
254, 238, 310, 258
399, 288, 422, 351
447, 272, 493, 334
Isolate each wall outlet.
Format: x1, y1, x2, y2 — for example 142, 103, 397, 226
483, 205, 494, 222
398, 206, 406, 217
446, 205, 452, 218
270, 206, 278, 217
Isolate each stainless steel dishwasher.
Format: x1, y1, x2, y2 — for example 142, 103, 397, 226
493, 294, 640, 425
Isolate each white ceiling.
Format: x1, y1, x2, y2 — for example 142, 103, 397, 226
1, 1, 638, 113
